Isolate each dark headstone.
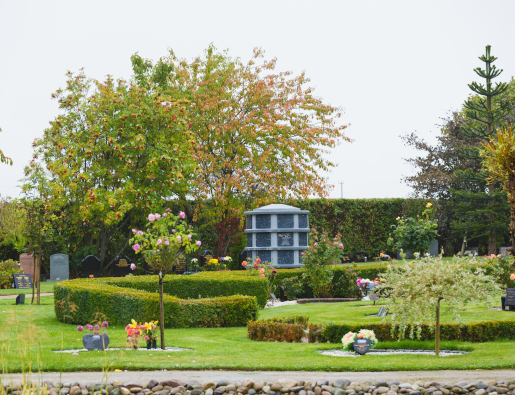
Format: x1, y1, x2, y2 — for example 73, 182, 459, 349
82, 334, 110, 351
501, 296, 515, 311
340, 254, 352, 263
113, 255, 132, 277
13, 273, 32, 289
353, 338, 371, 355
354, 252, 367, 263
428, 239, 438, 257
505, 288, 515, 307
81, 255, 101, 278
16, 294, 25, 305
247, 234, 253, 247
50, 253, 69, 281
174, 252, 187, 274
500, 247, 512, 257
396, 250, 413, 260
279, 285, 287, 302
464, 247, 479, 256
200, 250, 214, 266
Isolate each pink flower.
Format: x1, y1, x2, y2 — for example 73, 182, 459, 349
166, 208, 171, 212
358, 333, 364, 338
130, 263, 136, 270
172, 229, 176, 233
314, 243, 318, 247
77, 325, 83, 332
133, 244, 140, 252
138, 230, 143, 236
196, 240, 202, 246
155, 213, 161, 220
260, 268, 265, 273
94, 331, 99, 335
260, 274, 265, 277
301, 252, 304, 255
163, 213, 167, 217
179, 211, 186, 219
165, 240, 170, 246
72, 352, 79, 356
339, 243, 343, 249
157, 239, 162, 245
187, 234, 192, 240
132, 228, 137, 234
177, 236, 182, 243
94, 325, 100, 330
148, 213, 156, 222
144, 336, 149, 341
102, 321, 109, 328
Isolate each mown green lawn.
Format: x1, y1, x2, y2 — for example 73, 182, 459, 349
0, 282, 54, 295
2, 294, 515, 373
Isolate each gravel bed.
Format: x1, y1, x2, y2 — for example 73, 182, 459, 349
319, 349, 470, 357
53, 347, 190, 353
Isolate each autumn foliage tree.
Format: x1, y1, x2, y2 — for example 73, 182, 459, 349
25, 70, 196, 267
131, 45, 350, 254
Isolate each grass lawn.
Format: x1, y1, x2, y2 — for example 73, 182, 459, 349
0, 282, 54, 295
2, 294, 515, 373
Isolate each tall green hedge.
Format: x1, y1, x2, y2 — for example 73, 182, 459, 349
322, 320, 515, 343
54, 280, 258, 328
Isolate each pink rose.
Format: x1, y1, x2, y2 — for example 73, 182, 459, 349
179, 211, 186, 219
133, 244, 140, 252
166, 208, 171, 211
144, 336, 149, 341
260, 274, 265, 277
196, 240, 202, 246
130, 263, 136, 270
132, 228, 137, 234
138, 230, 143, 236
177, 236, 182, 243
339, 243, 343, 249
172, 229, 176, 233
148, 213, 156, 222
163, 213, 167, 217
157, 239, 162, 245
187, 234, 192, 240
155, 213, 161, 220
165, 240, 170, 246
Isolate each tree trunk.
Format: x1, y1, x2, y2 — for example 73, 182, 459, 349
460, 235, 467, 258
31, 253, 36, 305
509, 172, 515, 255
159, 272, 165, 350
435, 298, 442, 357
488, 184, 497, 255
36, 253, 41, 305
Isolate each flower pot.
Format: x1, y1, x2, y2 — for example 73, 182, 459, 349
82, 333, 109, 351
152, 339, 157, 349
146, 341, 152, 350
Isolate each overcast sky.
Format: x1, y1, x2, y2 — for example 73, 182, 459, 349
1, 0, 514, 200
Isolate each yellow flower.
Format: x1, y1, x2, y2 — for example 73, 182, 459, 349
396, 217, 400, 221
426, 203, 432, 208
114, 369, 122, 372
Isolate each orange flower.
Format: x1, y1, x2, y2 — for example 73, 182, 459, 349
260, 274, 265, 277
242, 261, 247, 267
89, 274, 94, 278
510, 273, 515, 281
260, 268, 265, 273
256, 258, 261, 264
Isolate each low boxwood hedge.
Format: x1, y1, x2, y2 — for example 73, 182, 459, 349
322, 320, 515, 343
54, 272, 266, 327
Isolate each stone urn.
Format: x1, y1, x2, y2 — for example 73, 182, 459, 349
82, 333, 110, 351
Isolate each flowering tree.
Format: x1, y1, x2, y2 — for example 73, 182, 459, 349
130, 209, 201, 349
24, 70, 196, 268
387, 203, 438, 255
301, 228, 344, 298
131, 45, 350, 254
378, 255, 501, 356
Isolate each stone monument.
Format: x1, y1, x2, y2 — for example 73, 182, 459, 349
50, 253, 69, 281
19, 253, 34, 275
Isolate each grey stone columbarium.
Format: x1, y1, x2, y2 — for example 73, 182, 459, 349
243, 204, 309, 268
50, 253, 69, 281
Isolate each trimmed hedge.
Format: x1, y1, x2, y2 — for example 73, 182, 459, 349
247, 316, 324, 343
322, 320, 515, 343
102, 271, 269, 308
54, 272, 265, 327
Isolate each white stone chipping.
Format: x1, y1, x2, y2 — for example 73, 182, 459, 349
319, 349, 469, 357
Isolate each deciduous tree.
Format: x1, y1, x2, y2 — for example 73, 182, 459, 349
131, 45, 350, 254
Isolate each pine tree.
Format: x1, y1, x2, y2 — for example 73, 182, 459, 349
452, 45, 512, 255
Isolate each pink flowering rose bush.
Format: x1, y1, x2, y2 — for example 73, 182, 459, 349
341, 329, 378, 352
130, 209, 201, 274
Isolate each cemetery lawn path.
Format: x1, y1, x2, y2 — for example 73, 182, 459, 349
2, 296, 515, 373
0, 282, 55, 295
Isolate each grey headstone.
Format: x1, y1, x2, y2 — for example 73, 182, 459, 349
50, 253, 69, 281
428, 239, 438, 257
16, 294, 25, 305
500, 246, 512, 257
82, 334, 109, 351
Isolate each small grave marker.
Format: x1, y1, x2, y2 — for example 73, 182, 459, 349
81, 255, 101, 278
174, 252, 187, 274
279, 285, 287, 302
354, 252, 367, 263
340, 254, 352, 263
505, 288, 515, 308
353, 338, 371, 355
50, 253, 69, 281
428, 239, 438, 257
200, 250, 214, 266
13, 273, 32, 289
16, 294, 25, 305
113, 255, 132, 277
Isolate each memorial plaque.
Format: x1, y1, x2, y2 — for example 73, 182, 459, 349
505, 288, 515, 307
256, 233, 271, 247
247, 233, 253, 248
277, 214, 294, 229
256, 250, 271, 263
298, 214, 308, 228
174, 252, 187, 274
113, 255, 132, 277
277, 232, 293, 247
19, 253, 34, 275
82, 334, 110, 351
299, 232, 308, 246
50, 253, 69, 281
353, 338, 371, 355
377, 307, 385, 316
278, 250, 294, 265
428, 239, 438, 257
81, 255, 101, 278
500, 247, 512, 257
255, 214, 271, 229
16, 294, 25, 305
340, 254, 352, 263
201, 250, 214, 266
354, 252, 367, 263
246, 216, 252, 229
13, 273, 32, 289
279, 285, 288, 302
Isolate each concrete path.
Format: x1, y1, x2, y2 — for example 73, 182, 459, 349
2, 370, 515, 384
0, 292, 53, 300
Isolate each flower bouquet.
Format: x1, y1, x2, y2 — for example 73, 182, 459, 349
125, 319, 143, 349
342, 329, 378, 352
143, 320, 159, 349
